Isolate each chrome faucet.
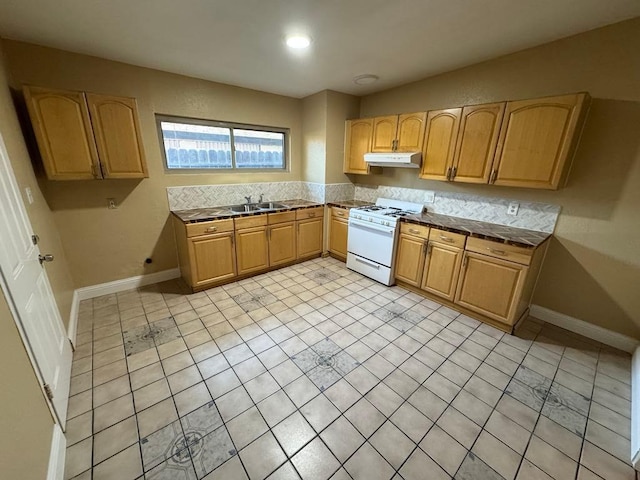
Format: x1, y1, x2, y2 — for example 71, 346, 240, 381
244, 195, 252, 204
258, 193, 264, 203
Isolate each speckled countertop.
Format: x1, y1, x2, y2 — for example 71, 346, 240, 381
326, 200, 374, 209
403, 212, 551, 248
172, 199, 322, 223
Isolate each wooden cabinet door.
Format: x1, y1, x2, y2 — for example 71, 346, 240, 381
492, 93, 588, 189
394, 233, 427, 287
371, 115, 398, 152
23, 86, 100, 180
455, 252, 527, 325
86, 94, 148, 179
421, 242, 463, 301
188, 233, 236, 286
329, 217, 348, 259
396, 112, 427, 152
344, 118, 373, 174
269, 221, 296, 266
297, 218, 323, 258
235, 226, 269, 275
452, 103, 505, 184
420, 108, 461, 180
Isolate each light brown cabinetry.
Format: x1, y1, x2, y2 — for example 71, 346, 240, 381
421, 229, 466, 301
268, 215, 297, 266
344, 118, 373, 174
23, 86, 148, 180
394, 223, 430, 286
419, 108, 461, 180
394, 221, 549, 332
297, 207, 324, 259
174, 218, 236, 289
329, 207, 349, 260
235, 216, 269, 275
371, 112, 427, 152
491, 93, 589, 189
451, 102, 505, 184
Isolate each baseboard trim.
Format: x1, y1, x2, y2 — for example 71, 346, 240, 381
67, 290, 79, 348
530, 304, 639, 353
632, 347, 640, 470
46, 424, 66, 480
66, 269, 181, 344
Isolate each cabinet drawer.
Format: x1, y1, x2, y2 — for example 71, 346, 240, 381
400, 222, 430, 239
235, 214, 268, 230
296, 207, 324, 220
466, 237, 533, 265
268, 211, 296, 224
331, 207, 349, 220
429, 228, 466, 248
186, 218, 234, 238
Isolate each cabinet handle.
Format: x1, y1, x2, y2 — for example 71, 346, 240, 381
439, 235, 454, 243
446, 167, 452, 181
409, 228, 420, 235
206, 226, 218, 233
462, 254, 468, 268
451, 166, 457, 179
423, 242, 430, 256
487, 247, 507, 256
490, 169, 498, 184
308, 212, 316, 218
336, 212, 345, 217
231, 234, 235, 245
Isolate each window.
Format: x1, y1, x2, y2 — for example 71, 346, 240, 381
156, 115, 288, 171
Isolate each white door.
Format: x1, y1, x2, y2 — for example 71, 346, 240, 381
0, 132, 72, 427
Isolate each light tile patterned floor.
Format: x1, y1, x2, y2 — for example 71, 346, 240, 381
64, 257, 637, 480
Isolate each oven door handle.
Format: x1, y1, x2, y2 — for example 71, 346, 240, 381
348, 218, 396, 235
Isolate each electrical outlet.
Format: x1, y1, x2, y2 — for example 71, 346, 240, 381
423, 191, 435, 203
507, 202, 519, 216
107, 198, 118, 209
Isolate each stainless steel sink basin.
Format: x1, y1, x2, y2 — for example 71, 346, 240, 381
229, 204, 261, 213
257, 202, 288, 210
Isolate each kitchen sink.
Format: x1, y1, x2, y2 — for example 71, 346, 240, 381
257, 202, 288, 210
229, 204, 261, 213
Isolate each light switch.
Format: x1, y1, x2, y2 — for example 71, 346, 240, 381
25, 187, 34, 205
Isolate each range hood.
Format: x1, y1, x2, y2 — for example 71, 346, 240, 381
364, 151, 422, 168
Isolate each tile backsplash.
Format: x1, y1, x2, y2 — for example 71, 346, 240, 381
167, 181, 560, 233
354, 184, 560, 233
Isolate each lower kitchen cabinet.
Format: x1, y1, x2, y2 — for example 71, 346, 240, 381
189, 233, 236, 287
297, 207, 324, 259
329, 207, 349, 260
395, 233, 427, 287
455, 251, 527, 324
269, 221, 296, 266
235, 226, 269, 275
421, 242, 463, 301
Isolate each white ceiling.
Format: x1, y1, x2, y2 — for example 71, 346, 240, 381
0, 0, 639, 98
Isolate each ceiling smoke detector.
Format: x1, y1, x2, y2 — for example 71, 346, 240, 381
285, 35, 311, 49
353, 74, 379, 85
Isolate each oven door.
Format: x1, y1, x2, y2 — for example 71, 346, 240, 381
347, 218, 396, 267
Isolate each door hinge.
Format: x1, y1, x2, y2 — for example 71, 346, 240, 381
43, 383, 54, 401
31, 234, 40, 245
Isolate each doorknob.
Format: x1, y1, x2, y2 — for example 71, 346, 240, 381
38, 254, 54, 265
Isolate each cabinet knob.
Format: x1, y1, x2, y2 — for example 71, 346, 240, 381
439, 235, 454, 243
487, 247, 506, 256
409, 228, 420, 234
309, 212, 316, 217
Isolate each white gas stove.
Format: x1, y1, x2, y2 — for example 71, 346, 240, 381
347, 198, 424, 285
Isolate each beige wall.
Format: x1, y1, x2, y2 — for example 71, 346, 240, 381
358, 18, 640, 338
325, 91, 360, 184
0, 287, 54, 480
302, 91, 327, 184
3, 40, 303, 288
0, 41, 75, 326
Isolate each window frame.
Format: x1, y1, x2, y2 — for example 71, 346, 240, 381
155, 114, 289, 173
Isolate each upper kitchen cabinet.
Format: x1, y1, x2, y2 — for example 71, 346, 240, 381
86, 94, 148, 178
451, 102, 505, 184
371, 112, 427, 152
23, 86, 100, 180
344, 118, 374, 174
490, 93, 589, 189
419, 108, 461, 180
23, 86, 149, 180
